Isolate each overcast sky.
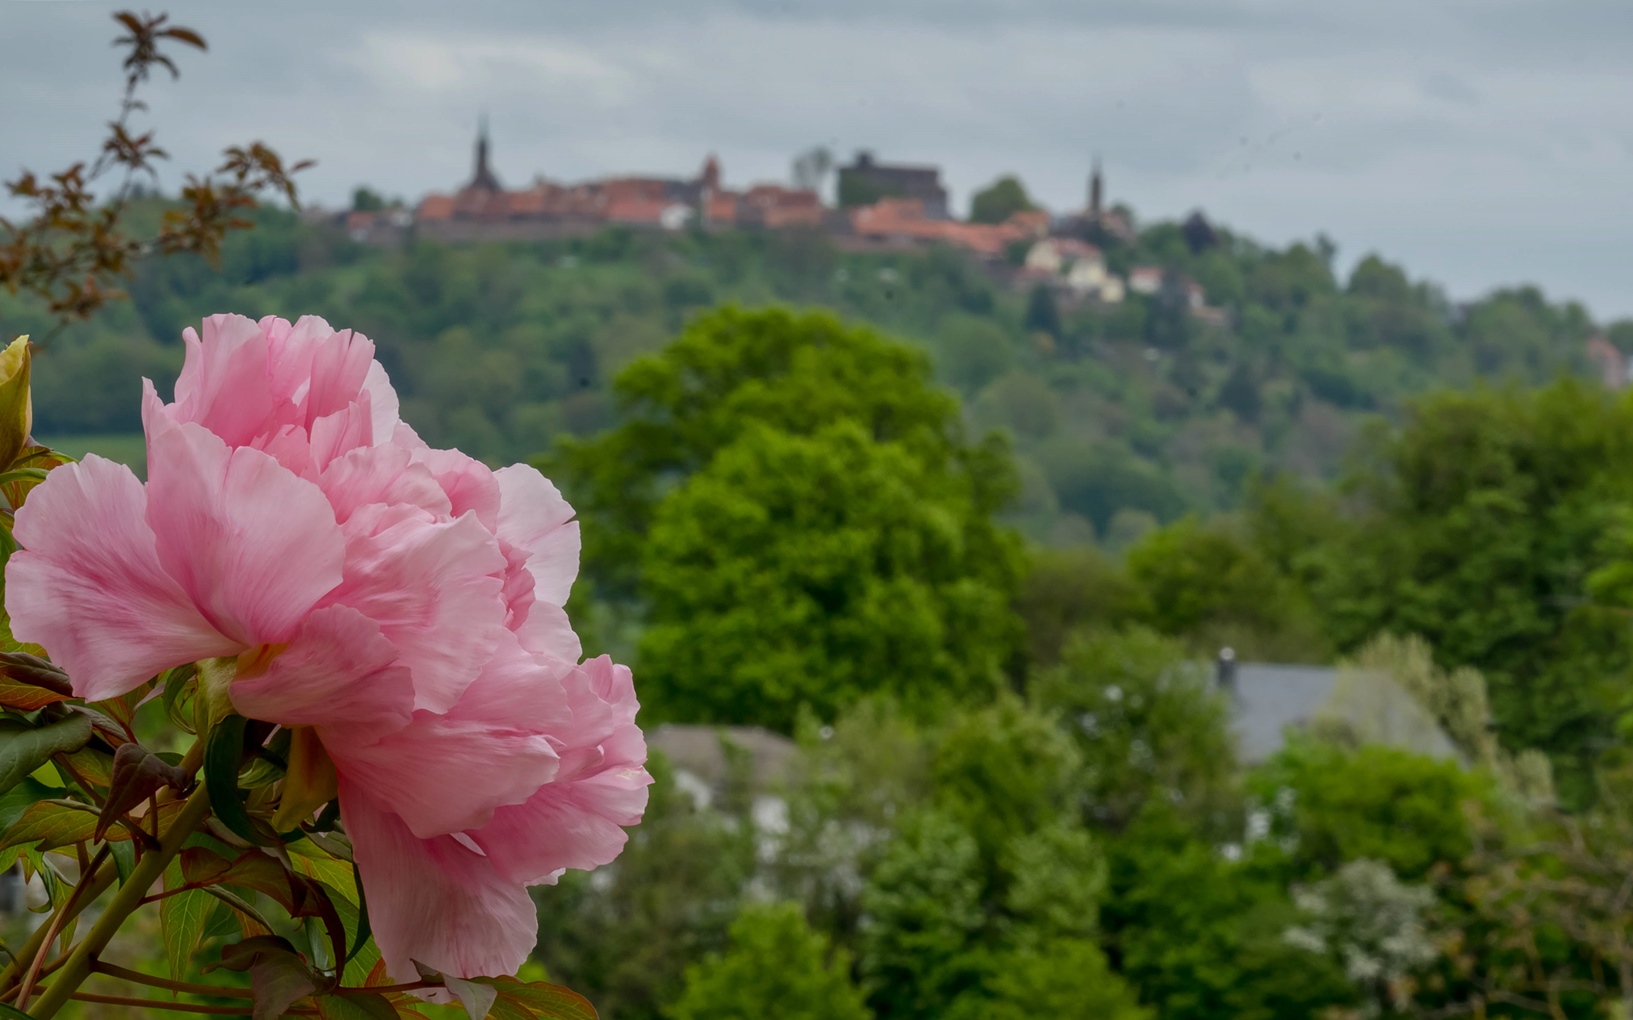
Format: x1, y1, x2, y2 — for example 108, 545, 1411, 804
5, 1, 1632, 319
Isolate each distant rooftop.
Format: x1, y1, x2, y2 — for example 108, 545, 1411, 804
1225, 660, 1460, 764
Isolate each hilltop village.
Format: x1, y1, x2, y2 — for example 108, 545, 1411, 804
319, 125, 1231, 323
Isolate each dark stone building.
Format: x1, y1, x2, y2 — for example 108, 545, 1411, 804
836, 150, 949, 219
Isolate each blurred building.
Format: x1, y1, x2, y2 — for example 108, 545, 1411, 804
837, 151, 950, 219
843, 198, 1046, 258
1585, 334, 1632, 389
1215, 650, 1459, 764
1019, 237, 1125, 303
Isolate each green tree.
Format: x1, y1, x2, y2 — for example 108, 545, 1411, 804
930, 695, 1084, 868
977, 940, 1150, 1020
532, 753, 758, 1020
669, 902, 871, 1020
351, 186, 385, 212
551, 307, 1016, 600
1246, 737, 1488, 882
1104, 809, 1357, 1020
857, 811, 990, 1019
968, 175, 1035, 225
637, 421, 1023, 728
1313, 380, 1633, 804
1013, 546, 1143, 667
1024, 282, 1060, 338
1125, 516, 1330, 661
1031, 627, 1239, 832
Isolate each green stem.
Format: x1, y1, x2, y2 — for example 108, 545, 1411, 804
91, 960, 255, 1000
51, 989, 317, 1015
0, 863, 114, 994
26, 781, 213, 1019
0, 734, 205, 996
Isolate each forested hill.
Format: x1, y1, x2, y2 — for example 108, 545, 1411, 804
6, 204, 1624, 545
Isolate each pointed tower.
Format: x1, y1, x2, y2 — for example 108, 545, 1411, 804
1088, 157, 1103, 219
467, 114, 502, 193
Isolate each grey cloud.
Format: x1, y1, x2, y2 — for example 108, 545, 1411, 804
3, 1, 1632, 319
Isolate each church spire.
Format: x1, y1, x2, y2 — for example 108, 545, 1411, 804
468, 114, 501, 192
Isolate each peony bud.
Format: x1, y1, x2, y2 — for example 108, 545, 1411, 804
0, 337, 32, 471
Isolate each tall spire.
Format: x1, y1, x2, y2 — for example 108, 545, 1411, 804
1089, 155, 1103, 218
468, 113, 501, 192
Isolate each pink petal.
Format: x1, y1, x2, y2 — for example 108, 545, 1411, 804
307, 395, 375, 473
512, 602, 581, 664
144, 406, 347, 647
323, 505, 506, 713
229, 604, 415, 733
415, 448, 500, 530
287, 318, 377, 426
497, 539, 536, 632
494, 465, 580, 606
362, 362, 400, 444
319, 444, 452, 526
5, 456, 238, 701
168, 315, 282, 447
324, 633, 568, 837
473, 657, 651, 884
342, 784, 537, 982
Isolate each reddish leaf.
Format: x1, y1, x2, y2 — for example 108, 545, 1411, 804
0, 651, 71, 695
0, 680, 69, 711
2, 797, 182, 852
217, 935, 325, 1020
363, 958, 392, 988
95, 741, 191, 840
482, 978, 598, 1020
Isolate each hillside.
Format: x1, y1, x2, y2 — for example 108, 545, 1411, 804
4, 205, 1624, 546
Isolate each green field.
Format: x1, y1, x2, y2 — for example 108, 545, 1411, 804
38, 434, 146, 476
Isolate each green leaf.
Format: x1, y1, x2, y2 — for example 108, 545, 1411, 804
288, 836, 356, 893
482, 978, 598, 1020
160, 858, 216, 981
316, 992, 402, 1020
323, 884, 379, 987
160, 665, 198, 734
0, 1001, 41, 1019
57, 746, 113, 791
346, 859, 371, 970
0, 777, 50, 831
108, 838, 135, 885
0, 800, 94, 852
205, 713, 278, 846
0, 797, 181, 853
0, 715, 92, 796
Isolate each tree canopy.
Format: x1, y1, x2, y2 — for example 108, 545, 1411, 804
555, 307, 1023, 728
969, 175, 1036, 225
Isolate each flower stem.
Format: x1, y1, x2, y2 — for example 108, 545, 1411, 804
56, 990, 317, 1015
91, 960, 255, 999
0, 737, 207, 997
25, 780, 214, 1019
0, 861, 115, 994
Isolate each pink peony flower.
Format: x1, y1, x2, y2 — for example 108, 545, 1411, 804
4, 314, 650, 980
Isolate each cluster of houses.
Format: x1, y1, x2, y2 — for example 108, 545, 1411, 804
324, 125, 1228, 321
